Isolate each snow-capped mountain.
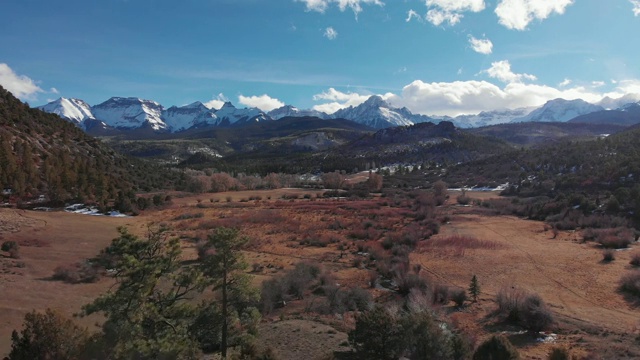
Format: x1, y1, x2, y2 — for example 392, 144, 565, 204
332, 95, 433, 129
37, 97, 95, 125
214, 102, 270, 125
268, 105, 328, 120
37, 93, 640, 134
451, 107, 534, 128
598, 94, 640, 110
513, 99, 604, 123
163, 101, 218, 131
38, 97, 272, 133
92, 97, 167, 131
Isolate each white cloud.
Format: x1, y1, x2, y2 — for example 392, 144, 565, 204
426, 9, 462, 26
324, 27, 338, 40
204, 93, 228, 110
0, 63, 44, 100
50, 87, 59, 94
296, 0, 384, 18
632, 0, 640, 16
312, 87, 372, 113
468, 35, 493, 54
611, 79, 640, 95
311, 78, 640, 117
559, 78, 572, 87
483, 60, 536, 84
495, 0, 574, 30
387, 79, 607, 116
406, 9, 422, 22
238, 94, 285, 112
592, 81, 605, 88
424, 0, 485, 26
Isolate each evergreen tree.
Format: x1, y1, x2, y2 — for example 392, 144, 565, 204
199, 227, 256, 359
469, 275, 480, 303
82, 226, 205, 360
9, 309, 90, 360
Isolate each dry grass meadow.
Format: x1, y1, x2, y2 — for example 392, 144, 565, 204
1, 189, 639, 358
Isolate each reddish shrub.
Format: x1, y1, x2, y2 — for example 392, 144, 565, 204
52, 262, 101, 284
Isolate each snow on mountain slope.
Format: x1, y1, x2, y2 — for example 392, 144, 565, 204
213, 102, 270, 125
163, 101, 218, 131
37, 97, 94, 125
92, 97, 167, 131
268, 105, 328, 120
514, 98, 604, 123
332, 95, 433, 129
451, 108, 534, 128
598, 94, 640, 110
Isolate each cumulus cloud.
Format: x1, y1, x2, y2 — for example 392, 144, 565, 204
296, 0, 384, 18
324, 27, 338, 40
468, 35, 493, 54
424, 0, 485, 26
0, 63, 44, 100
592, 81, 605, 88
495, 0, 574, 30
483, 60, 537, 84
426, 10, 462, 26
311, 87, 373, 113
311, 78, 640, 117
204, 93, 228, 110
238, 94, 285, 112
387, 79, 608, 116
632, 0, 640, 16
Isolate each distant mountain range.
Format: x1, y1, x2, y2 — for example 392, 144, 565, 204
37, 93, 640, 134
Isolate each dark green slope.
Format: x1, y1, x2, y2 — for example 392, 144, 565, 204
0, 86, 183, 205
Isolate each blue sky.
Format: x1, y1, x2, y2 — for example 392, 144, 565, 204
1, 0, 640, 116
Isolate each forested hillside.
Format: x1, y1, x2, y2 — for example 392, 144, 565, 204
0, 86, 184, 206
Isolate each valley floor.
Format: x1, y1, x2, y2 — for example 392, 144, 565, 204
1, 190, 639, 358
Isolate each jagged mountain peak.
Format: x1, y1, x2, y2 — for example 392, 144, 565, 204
268, 105, 328, 120
515, 98, 604, 123
333, 95, 432, 129
37, 97, 94, 125
363, 95, 388, 108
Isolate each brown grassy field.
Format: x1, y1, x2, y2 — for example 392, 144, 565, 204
1, 189, 639, 358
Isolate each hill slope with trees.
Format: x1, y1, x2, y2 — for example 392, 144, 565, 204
0, 86, 184, 207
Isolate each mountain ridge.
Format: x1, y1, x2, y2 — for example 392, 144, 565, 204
37, 94, 640, 134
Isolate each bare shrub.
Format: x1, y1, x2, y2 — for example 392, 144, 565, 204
520, 293, 554, 332
260, 278, 286, 314
496, 286, 527, 323
548, 347, 571, 360
473, 335, 519, 360
496, 287, 553, 332
619, 271, 640, 298
432, 284, 450, 305
457, 194, 471, 205
396, 272, 429, 296
284, 262, 322, 299
52, 262, 101, 283
602, 249, 615, 262
630, 253, 640, 267
450, 288, 468, 307
323, 286, 372, 314
1, 240, 19, 258
583, 227, 634, 249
